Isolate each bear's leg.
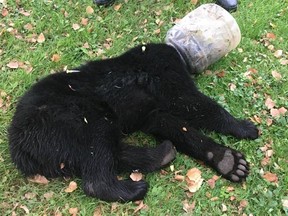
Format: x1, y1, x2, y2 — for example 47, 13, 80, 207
80, 135, 148, 202
117, 140, 176, 173
176, 91, 259, 140
143, 113, 249, 182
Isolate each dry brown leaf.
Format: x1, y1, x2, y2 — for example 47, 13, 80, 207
81, 18, 89, 26
130, 172, 143, 181
114, 3, 122, 11
51, 54, 61, 62
282, 198, 288, 209
20, 205, 30, 214
226, 186, 234, 192
216, 70, 225, 78
24, 192, 36, 199
191, 0, 198, 5
28, 174, 49, 184
133, 200, 148, 214
86, 6, 94, 14
271, 70, 282, 80
69, 207, 78, 216
262, 172, 278, 183
72, 23, 80, 31
2, 8, 8, 17
175, 175, 185, 181
280, 59, 288, 65
93, 205, 103, 216
239, 200, 248, 209
183, 200, 196, 213
270, 107, 287, 118
43, 191, 54, 199
265, 97, 275, 109
65, 181, 78, 193
185, 168, 203, 193
221, 203, 227, 212
266, 32, 276, 39
19, 8, 30, 16
229, 83, 236, 91
154, 28, 161, 34
266, 118, 273, 126
273, 50, 283, 58
24, 23, 33, 31
7, 60, 19, 69
82, 42, 90, 49
265, 149, 273, 158
55, 210, 63, 216
37, 33, 45, 43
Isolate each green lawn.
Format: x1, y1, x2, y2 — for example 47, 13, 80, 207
1, 0, 288, 215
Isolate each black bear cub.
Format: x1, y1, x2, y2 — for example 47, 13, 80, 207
9, 43, 258, 202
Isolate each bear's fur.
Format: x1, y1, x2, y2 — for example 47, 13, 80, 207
8, 43, 258, 202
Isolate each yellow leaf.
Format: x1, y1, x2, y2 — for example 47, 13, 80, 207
27, 174, 49, 184
86, 6, 94, 14
72, 23, 80, 31
114, 4, 122, 11
37, 33, 45, 43
65, 181, 78, 193
191, 0, 198, 5
51, 54, 61, 62
7, 60, 19, 69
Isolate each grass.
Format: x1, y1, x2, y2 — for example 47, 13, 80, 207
0, 0, 288, 215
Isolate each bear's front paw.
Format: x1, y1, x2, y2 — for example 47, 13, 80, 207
207, 149, 249, 182
233, 120, 259, 140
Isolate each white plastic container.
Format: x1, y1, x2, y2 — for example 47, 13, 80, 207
165, 3, 241, 73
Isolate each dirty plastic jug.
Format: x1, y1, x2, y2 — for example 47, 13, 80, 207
165, 3, 241, 73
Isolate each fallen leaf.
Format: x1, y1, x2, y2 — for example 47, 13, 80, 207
60, 163, 65, 169
282, 198, 288, 209
183, 200, 196, 213
261, 157, 270, 166
20, 205, 29, 214
24, 192, 36, 199
7, 60, 19, 69
271, 70, 282, 80
81, 18, 89, 26
43, 191, 54, 199
28, 174, 49, 184
229, 83, 236, 91
206, 176, 219, 189
266, 118, 273, 126
72, 23, 80, 30
86, 6, 94, 14
265, 97, 275, 109
221, 203, 227, 212
37, 33, 45, 43
191, 0, 198, 4
216, 70, 225, 78
265, 149, 273, 157
51, 54, 61, 62
262, 172, 278, 183
175, 175, 185, 181
185, 168, 203, 193
82, 42, 90, 49
154, 28, 161, 34
93, 205, 103, 216
270, 107, 287, 118
113, 3, 122, 11
24, 23, 33, 31
19, 8, 30, 16
69, 207, 78, 216
1, 8, 8, 17
65, 181, 78, 193
133, 200, 148, 214
226, 186, 234, 192
130, 172, 143, 181
273, 50, 283, 58
266, 32, 276, 39
239, 200, 248, 209
280, 59, 288, 65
